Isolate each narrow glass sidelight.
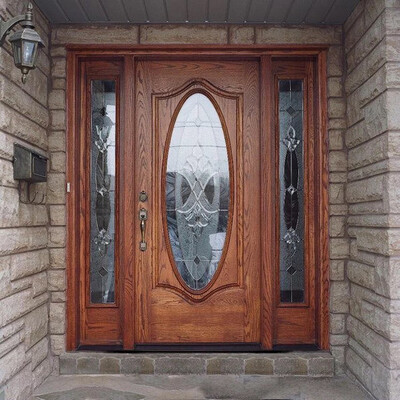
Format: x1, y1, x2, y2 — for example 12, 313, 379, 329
90, 80, 117, 304
166, 93, 230, 291
279, 80, 305, 303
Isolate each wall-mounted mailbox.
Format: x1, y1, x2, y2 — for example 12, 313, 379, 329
13, 144, 48, 183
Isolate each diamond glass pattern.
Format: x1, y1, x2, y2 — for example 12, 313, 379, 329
89, 80, 116, 304
279, 80, 305, 303
166, 93, 230, 290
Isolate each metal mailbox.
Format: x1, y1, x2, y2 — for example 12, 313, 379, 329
13, 144, 47, 183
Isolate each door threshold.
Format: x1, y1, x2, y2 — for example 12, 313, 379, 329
77, 343, 319, 353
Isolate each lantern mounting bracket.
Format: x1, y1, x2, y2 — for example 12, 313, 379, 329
0, 2, 34, 45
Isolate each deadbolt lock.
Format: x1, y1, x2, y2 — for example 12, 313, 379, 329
139, 191, 148, 202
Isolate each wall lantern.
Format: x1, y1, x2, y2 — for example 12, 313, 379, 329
0, 2, 44, 83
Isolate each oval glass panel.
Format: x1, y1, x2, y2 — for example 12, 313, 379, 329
166, 93, 230, 290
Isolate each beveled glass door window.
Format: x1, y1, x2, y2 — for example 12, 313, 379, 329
90, 80, 117, 304
165, 93, 230, 291
279, 80, 305, 303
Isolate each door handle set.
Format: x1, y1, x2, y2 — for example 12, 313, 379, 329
139, 208, 148, 251
139, 191, 148, 251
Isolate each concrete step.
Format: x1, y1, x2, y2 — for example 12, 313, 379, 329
59, 351, 334, 377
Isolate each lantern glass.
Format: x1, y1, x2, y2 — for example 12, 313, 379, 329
11, 40, 22, 66
22, 40, 36, 66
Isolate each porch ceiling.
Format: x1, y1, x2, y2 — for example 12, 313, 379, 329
34, 0, 360, 25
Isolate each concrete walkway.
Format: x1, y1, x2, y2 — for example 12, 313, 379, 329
33, 374, 374, 400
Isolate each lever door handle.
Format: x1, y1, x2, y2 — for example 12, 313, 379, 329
139, 208, 148, 251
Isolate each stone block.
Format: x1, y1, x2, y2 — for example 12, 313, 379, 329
51, 291, 66, 303
77, 357, 100, 374
0, 107, 47, 151
328, 98, 346, 119
229, 26, 254, 44
60, 356, 76, 374
330, 313, 346, 334
346, 347, 373, 393
330, 216, 346, 238
274, 357, 307, 375
347, 260, 375, 290
33, 271, 48, 296
155, 357, 205, 374
330, 183, 345, 204
47, 173, 66, 205
0, 227, 47, 256
0, 78, 49, 129
99, 357, 121, 374
49, 248, 66, 270
51, 58, 66, 79
121, 357, 154, 374
0, 343, 26, 384
48, 269, 66, 291
206, 357, 244, 375
49, 303, 65, 334
50, 152, 66, 173
141, 25, 228, 44
52, 25, 139, 45
330, 238, 349, 259
327, 46, 344, 77
328, 77, 343, 98
28, 337, 48, 370
347, 175, 385, 203
50, 205, 66, 226
244, 358, 273, 375
48, 227, 66, 248
48, 131, 66, 152
308, 357, 334, 376
330, 281, 350, 313
48, 89, 66, 110
10, 249, 49, 281
330, 260, 345, 280
24, 304, 48, 349
329, 151, 347, 172
51, 335, 66, 356
50, 110, 66, 130
256, 25, 341, 44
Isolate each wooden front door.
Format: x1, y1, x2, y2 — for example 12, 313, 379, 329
67, 49, 330, 351
134, 60, 260, 343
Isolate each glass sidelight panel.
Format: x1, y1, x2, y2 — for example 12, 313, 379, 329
90, 80, 117, 304
166, 93, 230, 291
279, 80, 305, 303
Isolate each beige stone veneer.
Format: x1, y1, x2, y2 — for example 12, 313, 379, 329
0, 0, 53, 399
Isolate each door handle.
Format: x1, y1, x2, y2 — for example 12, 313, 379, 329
139, 208, 148, 251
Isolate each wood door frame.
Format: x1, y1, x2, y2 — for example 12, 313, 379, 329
66, 45, 329, 351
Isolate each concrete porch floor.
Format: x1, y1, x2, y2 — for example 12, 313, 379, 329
33, 375, 374, 400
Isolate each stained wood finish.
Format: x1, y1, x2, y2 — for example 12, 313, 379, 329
135, 60, 260, 343
272, 59, 319, 345
66, 46, 329, 351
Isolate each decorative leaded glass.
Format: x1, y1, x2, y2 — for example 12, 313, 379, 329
166, 93, 230, 290
279, 80, 305, 303
90, 80, 116, 303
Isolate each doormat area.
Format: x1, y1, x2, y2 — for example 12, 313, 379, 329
35, 387, 144, 400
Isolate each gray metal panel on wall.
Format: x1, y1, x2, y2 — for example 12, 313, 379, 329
34, 0, 360, 24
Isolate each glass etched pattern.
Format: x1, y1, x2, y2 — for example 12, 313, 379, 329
90, 80, 116, 303
279, 80, 305, 303
166, 93, 230, 290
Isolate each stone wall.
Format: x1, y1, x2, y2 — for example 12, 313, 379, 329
344, 0, 400, 399
48, 23, 347, 371
0, 1, 52, 399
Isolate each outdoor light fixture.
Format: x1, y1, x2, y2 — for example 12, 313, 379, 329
0, 2, 44, 83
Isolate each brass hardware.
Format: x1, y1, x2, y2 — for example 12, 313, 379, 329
139, 208, 148, 251
139, 190, 148, 202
